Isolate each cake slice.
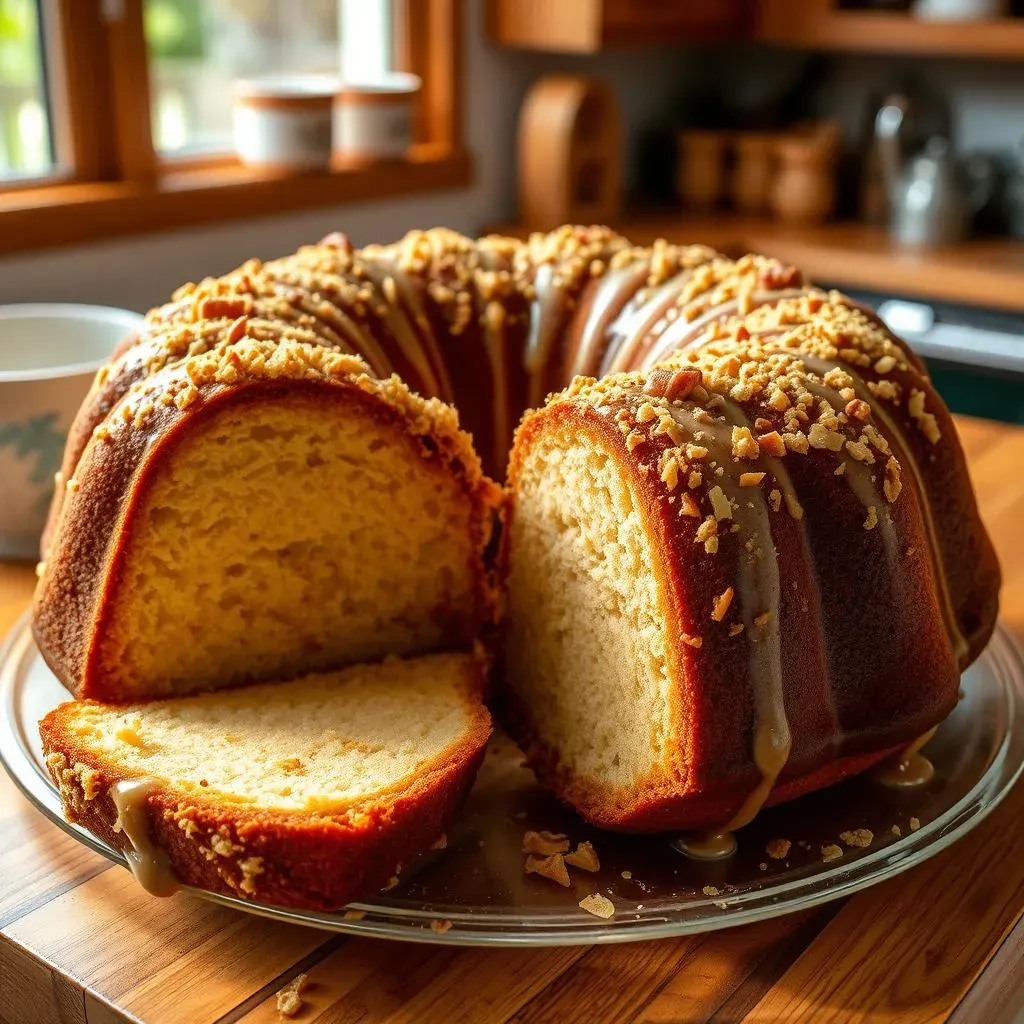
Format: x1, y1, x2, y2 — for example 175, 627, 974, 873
40, 653, 491, 911
34, 336, 504, 701
503, 351, 992, 833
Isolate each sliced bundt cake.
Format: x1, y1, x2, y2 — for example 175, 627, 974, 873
34, 225, 1000, 855
40, 652, 491, 910
35, 328, 503, 701
505, 291, 999, 832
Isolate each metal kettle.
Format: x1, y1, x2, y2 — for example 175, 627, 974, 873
875, 101, 989, 246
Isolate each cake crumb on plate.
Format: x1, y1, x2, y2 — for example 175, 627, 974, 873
565, 841, 600, 872
579, 893, 615, 919
525, 852, 571, 887
840, 828, 874, 848
523, 830, 569, 856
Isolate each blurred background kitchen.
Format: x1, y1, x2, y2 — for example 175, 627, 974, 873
3, 0, 1024, 424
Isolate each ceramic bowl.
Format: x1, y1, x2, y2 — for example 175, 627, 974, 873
0, 304, 144, 560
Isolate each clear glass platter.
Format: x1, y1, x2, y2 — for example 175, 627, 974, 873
3, 611, 1023, 947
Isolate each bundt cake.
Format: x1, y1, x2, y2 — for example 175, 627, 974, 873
40, 653, 490, 910
34, 225, 999, 855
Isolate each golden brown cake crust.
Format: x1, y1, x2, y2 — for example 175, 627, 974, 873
39, 680, 492, 911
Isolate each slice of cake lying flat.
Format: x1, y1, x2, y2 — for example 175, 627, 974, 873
40, 653, 491, 911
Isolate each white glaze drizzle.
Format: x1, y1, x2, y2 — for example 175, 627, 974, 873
601, 269, 702, 376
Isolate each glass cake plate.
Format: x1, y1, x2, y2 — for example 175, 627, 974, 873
3, 611, 1023, 947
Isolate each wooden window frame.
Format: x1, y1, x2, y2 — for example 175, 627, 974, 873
0, 0, 469, 256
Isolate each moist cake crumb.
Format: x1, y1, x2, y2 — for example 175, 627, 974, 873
430, 919, 453, 934
822, 844, 844, 862
276, 973, 308, 1018
840, 828, 874, 848
526, 852, 571, 887
579, 893, 616, 919
766, 839, 791, 860
702, 885, 720, 896
910, 817, 921, 831
565, 841, 600, 872
522, 830, 570, 856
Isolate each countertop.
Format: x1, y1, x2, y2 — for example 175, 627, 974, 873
3, 415, 1024, 1024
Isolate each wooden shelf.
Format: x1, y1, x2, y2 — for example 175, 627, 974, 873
763, 10, 1024, 59
486, 215, 1024, 314
487, 0, 744, 53
491, 0, 1024, 59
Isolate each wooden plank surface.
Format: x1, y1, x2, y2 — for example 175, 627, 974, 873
2, 416, 1024, 1024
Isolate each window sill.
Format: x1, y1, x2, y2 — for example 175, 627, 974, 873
0, 145, 473, 256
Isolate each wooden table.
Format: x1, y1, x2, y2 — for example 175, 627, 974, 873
3, 416, 1024, 1024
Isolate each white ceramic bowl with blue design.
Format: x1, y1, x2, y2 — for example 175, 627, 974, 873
0, 304, 145, 561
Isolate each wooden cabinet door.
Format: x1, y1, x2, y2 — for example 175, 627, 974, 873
603, 0, 745, 42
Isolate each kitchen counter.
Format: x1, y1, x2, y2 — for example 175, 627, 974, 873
3, 415, 1024, 1024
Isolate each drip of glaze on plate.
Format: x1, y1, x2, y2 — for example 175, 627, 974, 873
871, 727, 937, 790
671, 830, 738, 861
111, 778, 180, 897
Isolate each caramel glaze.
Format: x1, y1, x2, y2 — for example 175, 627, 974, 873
110, 779, 180, 898
672, 831, 738, 861
71, 226, 975, 842
871, 728, 938, 789
666, 399, 794, 836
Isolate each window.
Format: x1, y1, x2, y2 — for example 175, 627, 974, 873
0, 0, 466, 254
0, 0, 52, 180
145, 0, 374, 158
